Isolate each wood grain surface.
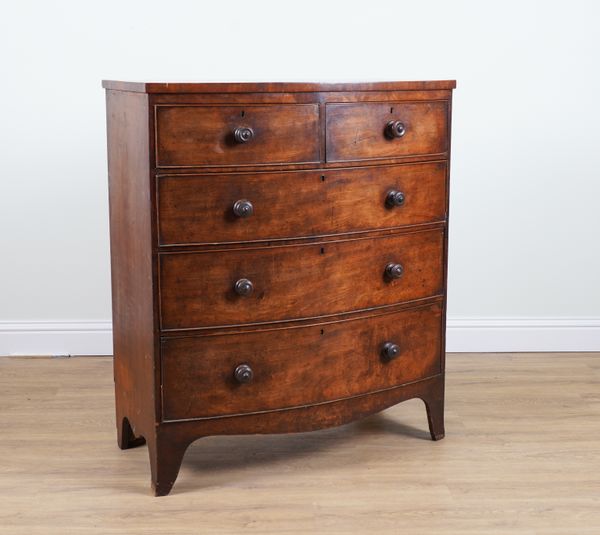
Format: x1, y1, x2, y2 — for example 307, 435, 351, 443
105, 90, 158, 447
326, 100, 449, 162
102, 79, 457, 93
157, 161, 448, 245
159, 229, 445, 330
156, 104, 320, 167
161, 303, 442, 420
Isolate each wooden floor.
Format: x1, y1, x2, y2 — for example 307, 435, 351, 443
0, 354, 599, 534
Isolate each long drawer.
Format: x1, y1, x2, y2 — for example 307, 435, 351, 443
157, 161, 447, 245
159, 229, 444, 330
161, 303, 443, 420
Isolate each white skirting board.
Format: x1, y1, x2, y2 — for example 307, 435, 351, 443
446, 318, 600, 353
0, 321, 114, 357
0, 318, 599, 356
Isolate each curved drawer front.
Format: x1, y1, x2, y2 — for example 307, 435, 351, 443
155, 104, 320, 167
161, 303, 442, 420
159, 229, 444, 330
326, 101, 449, 162
158, 162, 447, 245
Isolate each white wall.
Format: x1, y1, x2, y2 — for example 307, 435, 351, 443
1, 0, 599, 354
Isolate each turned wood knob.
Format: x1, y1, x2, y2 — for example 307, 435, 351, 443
381, 342, 401, 361
234, 126, 254, 143
233, 199, 254, 218
234, 278, 254, 296
385, 120, 406, 139
386, 190, 406, 207
384, 262, 404, 280
234, 363, 254, 384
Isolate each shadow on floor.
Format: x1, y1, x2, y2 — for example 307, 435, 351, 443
176, 406, 431, 491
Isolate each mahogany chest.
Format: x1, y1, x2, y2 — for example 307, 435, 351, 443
103, 80, 456, 495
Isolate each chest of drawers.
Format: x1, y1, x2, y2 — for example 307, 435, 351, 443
103, 80, 456, 496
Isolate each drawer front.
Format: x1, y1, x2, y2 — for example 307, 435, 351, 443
158, 162, 447, 245
161, 303, 442, 420
155, 104, 320, 167
159, 229, 444, 330
326, 101, 448, 162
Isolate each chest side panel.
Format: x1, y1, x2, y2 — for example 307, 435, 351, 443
106, 90, 158, 435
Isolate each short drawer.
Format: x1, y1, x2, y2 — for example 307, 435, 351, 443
158, 162, 447, 245
161, 303, 442, 420
159, 229, 444, 330
155, 104, 320, 167
326, 101, 448, 162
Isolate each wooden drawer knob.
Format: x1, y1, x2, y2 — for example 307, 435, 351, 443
233, 126, 254, 143
385, 190, 406, 207
234, 278, 254, 296
384, 262, 404, 280
234, 363, 254, 384
385, 120, 406, 139
381, 342, 401, 361
233, 199, 254, 218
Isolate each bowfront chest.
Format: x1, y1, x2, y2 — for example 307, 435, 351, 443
103, 80, 456, 495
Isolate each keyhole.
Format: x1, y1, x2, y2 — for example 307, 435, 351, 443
320, 247, 325, 254
321, 175, 326, 182
390, 107, 394, 114
320, 329, 325, 335
241, 110, 245, 117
